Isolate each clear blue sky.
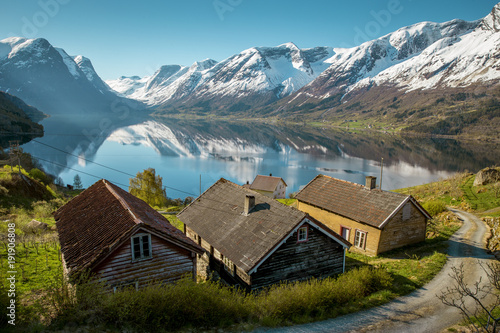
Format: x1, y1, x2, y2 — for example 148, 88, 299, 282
1, 0, 498, 80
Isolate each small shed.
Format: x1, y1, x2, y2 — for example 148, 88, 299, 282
54, 179, 203, 291
178, 178, 350, 290
295, 175, 431, 256
246, 174, 287, 199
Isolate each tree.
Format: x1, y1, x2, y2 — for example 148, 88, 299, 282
438, 261, 500, 332
129, 168, 167, 207
73, 174, 83, 190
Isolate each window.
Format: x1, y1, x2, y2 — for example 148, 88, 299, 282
354, 230, 367, 249
340, 226, 351, 241
223, 256, 235, 276
297, 226, 308, 242
131, 234, 152, 260
403, 203, 411, 221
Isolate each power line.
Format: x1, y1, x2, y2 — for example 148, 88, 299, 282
32, 155, 197, 197
32, 139, 136, 178
25, 138, 196, 196
32, 156, 298, 223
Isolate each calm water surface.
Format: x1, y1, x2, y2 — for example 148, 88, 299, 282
22, 116, 500, 199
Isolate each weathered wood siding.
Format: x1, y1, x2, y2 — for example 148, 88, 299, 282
297, 201, 382, 256
93, 231, 194, 290
250, 223, 345, 290
378, 202, 427, 253
185, 226, 252, 286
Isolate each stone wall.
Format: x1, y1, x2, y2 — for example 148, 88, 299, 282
377, 202, 427, 253
485, 217, 500, 258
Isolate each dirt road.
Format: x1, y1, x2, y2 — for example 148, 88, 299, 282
255, 209, 495, 333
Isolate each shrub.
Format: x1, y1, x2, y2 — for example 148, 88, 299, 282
422, 200, 447, 216
258, 266, 392, 322
29, 168, 50, 184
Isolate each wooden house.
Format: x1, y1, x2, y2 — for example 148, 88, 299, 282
177, 178, 350, 291
244, 174, 287, 199
295, 175, 431, 256
55, 179, 203, 291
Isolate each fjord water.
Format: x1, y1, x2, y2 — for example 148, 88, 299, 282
22, 116, 500, 198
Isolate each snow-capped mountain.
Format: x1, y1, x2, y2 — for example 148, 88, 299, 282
284, 4, 500, 107
107, 43, 335, 108
0, 37, 136, 115
2, 3, 498, 119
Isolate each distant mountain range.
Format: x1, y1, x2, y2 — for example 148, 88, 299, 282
107, 44, 335, 109
0, 3, 499, 137
0, 37, 142, 116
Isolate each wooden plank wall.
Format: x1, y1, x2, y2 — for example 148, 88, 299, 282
93, 232, 194, 290
251, 223, 344, 290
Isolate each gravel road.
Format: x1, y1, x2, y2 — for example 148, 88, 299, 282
254, 209, 495, 333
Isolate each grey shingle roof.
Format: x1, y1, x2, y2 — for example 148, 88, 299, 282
295, 175, 417, 229
249, 175, 286, 192
178, 178, 348, 273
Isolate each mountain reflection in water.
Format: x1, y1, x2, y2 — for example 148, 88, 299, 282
22, 117, 500, 198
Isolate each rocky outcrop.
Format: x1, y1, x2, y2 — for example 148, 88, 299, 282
473, 167, 500, 186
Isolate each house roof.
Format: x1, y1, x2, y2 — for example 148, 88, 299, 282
54, 179, 202, 275
178, 178, 349, 274
249, 175, 287, 192
295, 175, 430, 229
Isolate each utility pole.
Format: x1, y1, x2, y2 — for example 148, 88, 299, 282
380, 157, 384, 191
8, 141, 20, 174
199, 174, 202, 197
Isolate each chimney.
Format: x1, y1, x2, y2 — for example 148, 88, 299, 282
269, 173, 272, 177
365, 176, 376, 190
244, 195, 255, 216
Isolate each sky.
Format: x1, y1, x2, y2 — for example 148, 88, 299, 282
1, 0, 498, 80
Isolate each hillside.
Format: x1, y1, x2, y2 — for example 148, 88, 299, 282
0, 91, 44, 146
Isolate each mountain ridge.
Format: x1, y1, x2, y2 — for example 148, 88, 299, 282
0, 3, 499, 139
0, 37, 144, 116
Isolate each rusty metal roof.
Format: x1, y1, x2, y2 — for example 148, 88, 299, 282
55, 179, 202, 275
178, 178, 348, 273
295, 175, 415, 229
249, 175, 287, 192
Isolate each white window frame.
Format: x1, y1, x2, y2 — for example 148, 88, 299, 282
131, 233, 152, 261
297, 226, 308, 243
354, 229, 367, 250
340, 226, 351, 241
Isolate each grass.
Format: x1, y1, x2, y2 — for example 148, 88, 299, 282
3, 165, 497, 332
0, 236, 61, 295
461, 175, 500, 213
3, 209, 457, 332
163, 214, 184, 231
277, 198, 297, 206
395, 172, 468, 208
396, 171, 500, 215
32, 266, 395, 332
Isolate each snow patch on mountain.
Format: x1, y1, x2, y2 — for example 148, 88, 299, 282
342, 17, 499, 92
106, 43, 335, 106
56, 48, 81, 79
